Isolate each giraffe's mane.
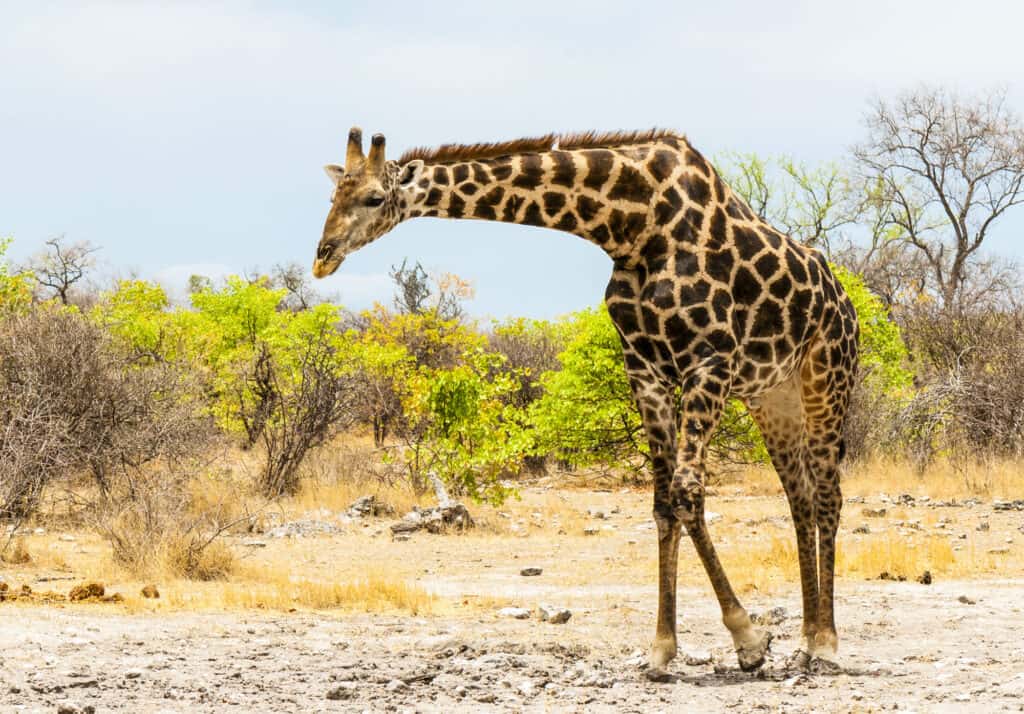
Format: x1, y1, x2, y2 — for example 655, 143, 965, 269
397, 128, 683, 165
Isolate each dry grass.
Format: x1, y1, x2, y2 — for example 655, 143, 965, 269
3, 452, 1022, 619
1, 538, 32, 564
719, 454, 1024, 501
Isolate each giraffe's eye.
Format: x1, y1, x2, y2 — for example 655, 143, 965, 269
318, 243, 334, 260
364, 195, 385, 208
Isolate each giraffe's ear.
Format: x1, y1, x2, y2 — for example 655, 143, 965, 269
324, 164, 345, 185
398, 160, 425, 188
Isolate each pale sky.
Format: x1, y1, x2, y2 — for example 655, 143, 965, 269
2, 1, 1022, 317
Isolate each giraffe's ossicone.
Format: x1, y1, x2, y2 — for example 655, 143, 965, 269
313, 127, 859, 677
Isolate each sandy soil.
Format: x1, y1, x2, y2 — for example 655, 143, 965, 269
3, 576, 1024, 713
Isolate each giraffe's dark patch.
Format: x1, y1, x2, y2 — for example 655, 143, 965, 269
551, 151, 576, 187
501, 194, 524, 222
654, 201, 674, 226
672, 216, 699, 243
608, 210, 647, 244
513, 154, 545, 190
713, 175, 727, 202
632, 336, 657, 361
554, 212, 578, 231
709, 207, 728, 246
733, 226, 763, 260
471, 163, 490, 184
522, 201, 544, 227
751, 299, 784, 337
678, 278, 711, 304
725, 197, 748, 220
542, 191, 566, 216
623, 352, 646, 371
433, 167, 450, 185
425, 188, 444, 207
754, 252, 781, 280
664, 314, 698, 352
807, 256, 821, 284
759, 227, 783, 250
648, 150, 680, 183
490, 162, 514, 181
768, 274, 793, 300
711, 288, 731, 322
688, 305, 711, 328
460, 183, 479, 196
446, 191, 465, 218
607, 301, 640, 335
785, 249, 809, 283
605, 278, 635, 300
653, 186, 683, 226
641, 235, 668, 264
472, 201, 496, 220
705, 248, 735, 284
576, 195, 602, 223
685, 149, 710, 176
747, 339, 773, 363
646, 279, 675, 310
681, 174, 711, 206
706, 329, 736, 353
675, 251, 699, 278
473, 186, 504, 219
452, 164, 470, 184
733, 266, 761, 306
583, 149, 615, 190
731, 306, 749, 336
641, 306, 661, 334
608, 164, 655, 204
590, 224, 611, 243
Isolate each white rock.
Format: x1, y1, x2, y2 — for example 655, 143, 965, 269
683, 650, 712, 666
516, 680, 535, 696
538, 604, 572, 624
498, 607, 531, 620
386, 679, 408, 693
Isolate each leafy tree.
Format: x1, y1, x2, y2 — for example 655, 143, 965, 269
400, 347, 528, 504
0, 237, 35, 314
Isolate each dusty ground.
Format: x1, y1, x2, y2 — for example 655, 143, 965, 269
3, 579, 1024, 713
3, 480, 1024, 712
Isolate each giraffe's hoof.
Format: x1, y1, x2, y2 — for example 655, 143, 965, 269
644, 667, 678, 683
649, 637, 678, 670
785, 649, 812, 671
808, 656, 842, 675
736, 629, 773, 672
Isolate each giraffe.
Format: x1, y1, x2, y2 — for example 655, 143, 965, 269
312, 127, 859, 677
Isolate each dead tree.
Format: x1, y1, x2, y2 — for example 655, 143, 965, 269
854, 87, 1024, 309
28, 236, 99, 306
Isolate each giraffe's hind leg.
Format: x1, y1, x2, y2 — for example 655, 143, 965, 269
747, 375, 820, 656
801, 341, 855, 663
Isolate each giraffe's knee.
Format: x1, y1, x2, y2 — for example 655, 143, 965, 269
669, 468, 705, 526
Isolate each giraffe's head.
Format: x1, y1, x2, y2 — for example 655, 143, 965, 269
314, 127, 425, 278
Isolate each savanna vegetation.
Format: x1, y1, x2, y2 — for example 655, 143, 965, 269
2, 86, 1024, 587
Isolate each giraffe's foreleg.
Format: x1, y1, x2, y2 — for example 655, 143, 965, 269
651, 492, 683, 670
672, 467, 772, 671
673, 363, 771, 672
623, 373, 682, 676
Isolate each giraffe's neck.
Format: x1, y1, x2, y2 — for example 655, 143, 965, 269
402, 144, 693, 262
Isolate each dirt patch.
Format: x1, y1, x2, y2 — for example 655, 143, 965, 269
2, 579, 1022, 712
